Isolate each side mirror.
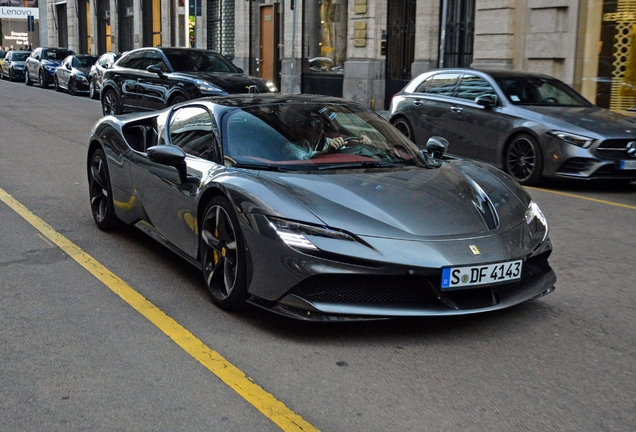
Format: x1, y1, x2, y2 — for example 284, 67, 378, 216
426, 136, 449, 159
475, 95, 496, 108
147, 64, 163, 76
147, 145, 187, 183
237, 67, 244, 73
66, 64, 71, 70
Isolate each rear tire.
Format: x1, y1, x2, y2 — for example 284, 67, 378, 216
504, 134, 543, 185
88, 148, 120, 231
199, 197, 249, 310
391, 117, 415, 142
25, 69, 33, 86
89, 79, 98, 99
54, 76, 62, 92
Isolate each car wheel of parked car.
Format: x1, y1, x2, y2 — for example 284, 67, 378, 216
39, 71, 48, 89
505, 134, 543, 185
391, 117, 414, 142
89, 80, 98, 100
54, 77, 62, 92
199, 197, 248, 310
170, 94, 187, 106
102, 89, 122, 115
68, 79, 77, 96
8, 71, 13, 82
25, 70, 33, 86
88, 148, 120, 231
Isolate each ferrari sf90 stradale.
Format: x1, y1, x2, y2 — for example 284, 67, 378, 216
87, 94, 556, 320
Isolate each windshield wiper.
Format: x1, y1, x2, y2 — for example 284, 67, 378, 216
232, 162, 286, 171
317, 161, 400, 170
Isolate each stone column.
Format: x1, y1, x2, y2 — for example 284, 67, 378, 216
280, 0, 301, 93
471, 0, 516, 70
412, 0, 440, 77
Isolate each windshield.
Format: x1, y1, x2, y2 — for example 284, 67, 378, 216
222, 103, 428, 170
74, 56, 98, 67
495, 76, 591, 107
12, 52, 29, 61
163, 49, 240, 73
42, 49, 74, 60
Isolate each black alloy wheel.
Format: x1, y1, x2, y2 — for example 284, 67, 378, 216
199, 197, 248, 310
102, 88, 122, 115
391, 117, 414, 142
39, 70, 48, 89
68, 79, 77, 96
88, 148, 120, 230
89, 79, 98, 99
8, 69, 13, 82
54, 76, 62, 92
505, 134, 543, 185
25, 69, 32, 86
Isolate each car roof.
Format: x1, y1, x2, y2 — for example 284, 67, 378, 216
424, 67, 554, 80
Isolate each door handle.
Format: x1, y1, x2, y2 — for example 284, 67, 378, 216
450, 106, 463, 113
413, 100, 423, 106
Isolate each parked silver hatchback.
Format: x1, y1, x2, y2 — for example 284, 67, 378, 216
389, 69, 636, 185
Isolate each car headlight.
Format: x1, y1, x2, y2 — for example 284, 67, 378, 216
43, 65, 56, 72
77, 75, 88, 82
267, 217, 355, 251
547, 130, 594, 148
194, 79, 224, 94
266, 80, 278, 92
525, 200, 548, 243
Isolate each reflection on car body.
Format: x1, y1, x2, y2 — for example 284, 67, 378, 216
389, 68, 636, 185
87, 94, 556, 321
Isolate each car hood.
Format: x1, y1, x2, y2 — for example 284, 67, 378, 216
259, 165, 526, 239
174, 71, 271, 92
10, 60, 25, 66
520, 105, 636, 136
42, 59, 63, 67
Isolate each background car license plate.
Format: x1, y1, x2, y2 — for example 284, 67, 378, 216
620, 160, 636, 170
441, 260, 523, 289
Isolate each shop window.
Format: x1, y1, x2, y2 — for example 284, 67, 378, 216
304, 0, 348, 74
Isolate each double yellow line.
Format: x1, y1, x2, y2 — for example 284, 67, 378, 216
0, 187, 318, 432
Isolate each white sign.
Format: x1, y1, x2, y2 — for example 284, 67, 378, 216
0, 7, 40, 20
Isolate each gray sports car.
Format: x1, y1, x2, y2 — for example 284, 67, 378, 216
87, 94, 556, 320
389, 69, 636, 185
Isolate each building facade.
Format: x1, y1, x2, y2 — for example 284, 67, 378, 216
10, 0, 635, 113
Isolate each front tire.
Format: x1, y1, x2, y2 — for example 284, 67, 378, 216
54, 76, 62, 92
88, 148, 120, 230
102, 88, 122, 115
40, 71, 48, 89
169, 94, 187, 106
89, 79, 98, 99
505, 134, 543, 185
68, 78, 77, 96
391, 117, 414, 142
199, 197, 248, 310
25, 69, 33, 86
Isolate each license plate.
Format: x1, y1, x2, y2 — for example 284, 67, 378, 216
441, 260, 523, 289
620, 160, 636, 170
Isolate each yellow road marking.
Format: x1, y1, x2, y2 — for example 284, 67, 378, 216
0, 187, 318, 432
528, 187, 636, 210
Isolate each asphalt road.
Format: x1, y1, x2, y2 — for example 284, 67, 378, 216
1, 79, 635, 431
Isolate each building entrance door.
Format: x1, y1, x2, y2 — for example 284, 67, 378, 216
259, 4, 279, 87
384, 0, 416, 109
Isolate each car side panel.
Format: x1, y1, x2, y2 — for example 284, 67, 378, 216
401, 94, 450, 148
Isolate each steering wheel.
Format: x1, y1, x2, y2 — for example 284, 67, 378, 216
541, 97, 558, 104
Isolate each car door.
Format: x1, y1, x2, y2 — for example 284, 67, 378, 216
26, 48, 40, 81
57, 56, 72, 88
132, 105, 221, 256
136, 50, 172, 111
1, 52, 10, 76
116, 50, 146, 110
405, 72, 460, 148
443, 73, 511, 163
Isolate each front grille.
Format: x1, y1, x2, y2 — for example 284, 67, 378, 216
287, 254, 553, 307
557, 157, 595, 174
596, 139, 636, 160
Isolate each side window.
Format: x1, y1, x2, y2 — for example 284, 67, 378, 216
456, 74, 498, 103
142, 51, 167, 71
426, 73, 460, 96
414, 77, 433, 93
119, 51, 145, 69
169, 107, 218, 160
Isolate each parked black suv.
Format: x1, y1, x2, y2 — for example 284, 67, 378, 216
25, 47, 75, 88
100, 47, 278, 115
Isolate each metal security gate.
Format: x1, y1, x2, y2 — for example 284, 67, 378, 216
440, 0, 475, 68
384, 0, 416, 109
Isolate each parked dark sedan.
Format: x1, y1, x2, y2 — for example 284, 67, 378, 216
25, 47, 75, 89
87, 94, 556, 320
1, 50, 30, 81
389, 69, 636, 185
100, 47, 278, 116
54, 54, 98, 95
88, 52, 122, 100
